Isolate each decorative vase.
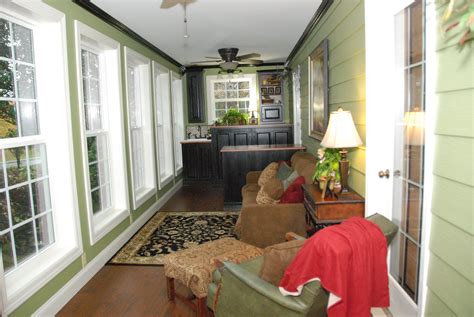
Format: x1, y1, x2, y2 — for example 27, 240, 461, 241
333, 182, 342, 195
318, 176, 328, 199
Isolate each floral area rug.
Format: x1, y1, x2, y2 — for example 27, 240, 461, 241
109, 211, 239, 265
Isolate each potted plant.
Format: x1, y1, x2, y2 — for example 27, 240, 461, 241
312, 148, 342, 198
220, 108, 248, 125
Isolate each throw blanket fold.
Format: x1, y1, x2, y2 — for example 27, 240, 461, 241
279, 217, 389, 317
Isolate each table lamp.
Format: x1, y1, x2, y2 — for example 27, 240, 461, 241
321, 108, 363, 193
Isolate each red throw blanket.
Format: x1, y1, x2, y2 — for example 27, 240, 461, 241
279, 217, 389, 317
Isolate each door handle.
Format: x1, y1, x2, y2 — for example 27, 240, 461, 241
378, 169, 390, 179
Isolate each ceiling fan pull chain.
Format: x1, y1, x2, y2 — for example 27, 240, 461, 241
183, 1, 189, 38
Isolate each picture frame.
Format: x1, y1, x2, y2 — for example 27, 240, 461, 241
267, 87, 275, 95
275, 86, 281, 95
261, 87, 268, 94
308, 38, 329, 140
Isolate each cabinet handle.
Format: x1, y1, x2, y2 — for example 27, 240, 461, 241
378, 169, 390, 179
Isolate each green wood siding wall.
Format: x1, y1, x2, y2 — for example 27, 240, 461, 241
9, 0, 184, 315
288, 0, 366, 196
425, 2, 474, 316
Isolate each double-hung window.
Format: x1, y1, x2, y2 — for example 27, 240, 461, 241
75, 21, 129, 244
152, 62, 173, 188
125, 48, 156, 208
171, 72, 184, 175
206, 74, 257, 123
1, 4, 81, 312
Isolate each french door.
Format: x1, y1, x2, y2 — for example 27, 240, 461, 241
365, 0, 433, 316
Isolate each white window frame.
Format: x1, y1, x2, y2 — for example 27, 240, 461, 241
124, 47, 156, 209
152, 62, 174, 189
171, 72, 184, 175
74, 21, 129, 245
206, 74, 257, 124
0, 2, 82, 313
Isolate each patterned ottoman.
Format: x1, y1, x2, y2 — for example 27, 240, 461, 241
163, 237, 263, 317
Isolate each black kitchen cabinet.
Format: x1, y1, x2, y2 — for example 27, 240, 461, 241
182, 141, 213, 183
186, 70, 205, 123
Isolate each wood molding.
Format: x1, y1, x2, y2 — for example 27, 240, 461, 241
285, 0, 334, 68
72, 0, 183, 69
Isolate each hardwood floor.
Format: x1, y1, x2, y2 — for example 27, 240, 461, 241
58, 183, 224, 317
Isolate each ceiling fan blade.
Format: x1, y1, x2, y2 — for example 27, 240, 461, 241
160, 0, 178, 9
190, 60, 220, 65
239, 59, 263, 65
235, 53, 261, 60
205, 56, 222, 60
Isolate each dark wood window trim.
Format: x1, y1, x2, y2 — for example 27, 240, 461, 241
72, 0, 183, 69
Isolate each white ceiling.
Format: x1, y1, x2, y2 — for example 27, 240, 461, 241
91, 0, 322, 65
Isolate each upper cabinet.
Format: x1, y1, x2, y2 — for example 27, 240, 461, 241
186, 69, 205, 123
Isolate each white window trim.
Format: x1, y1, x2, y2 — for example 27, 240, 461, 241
152, 62, 174, 189
171, 71, 184, 176
74, 21, 129, 245
206, 74, 257, 124
124, 47, 156, 209
0, 2, 82, 313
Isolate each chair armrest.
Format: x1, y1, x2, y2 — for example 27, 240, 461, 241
239, 203, 306, 248
246, 171, 262, 184
285, 232, 306, 241
217, 262, 320, 314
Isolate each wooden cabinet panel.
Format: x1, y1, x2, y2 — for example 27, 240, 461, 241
234, 132, 250, 145
256, 132, 271, 145
186, 70, 205, 123
275, 131, 291, 144
182, 142, 212, 182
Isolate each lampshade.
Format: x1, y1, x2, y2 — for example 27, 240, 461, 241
404, 110, 425, 146
321, 108, 363, 148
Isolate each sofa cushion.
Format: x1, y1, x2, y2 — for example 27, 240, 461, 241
262, 178, 284, 200
280, 176, 305, 204
282, 170, 299, 190
242, 189, 259, 206
259, 239, 305, 286
241, 183, 260, 197
291, 151, 317, 168
294, 159, 317, 184
258, 162, 279, 187
277, 162, 293, 181
256, 186, 280, 204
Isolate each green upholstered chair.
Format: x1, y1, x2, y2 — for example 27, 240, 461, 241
207, 213, 398, 317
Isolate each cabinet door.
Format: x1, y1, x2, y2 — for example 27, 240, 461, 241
186, 70, 205, 123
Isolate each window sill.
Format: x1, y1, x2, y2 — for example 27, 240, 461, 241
5, 244, 82, 314
133, 187, 157, 210
90, 207, 129, 245
175, 166, 183, 176
159, 174, 174, 189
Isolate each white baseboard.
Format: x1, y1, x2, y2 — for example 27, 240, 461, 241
33, 180, 182, 317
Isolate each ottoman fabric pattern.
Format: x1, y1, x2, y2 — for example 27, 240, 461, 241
163, 238, 263, 298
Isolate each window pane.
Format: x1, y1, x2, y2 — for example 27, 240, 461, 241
87, 136, 98, 163
32, 179, 52, 215
35, 212, 54, 251
16, 64, 36, 99
89, 163, 99, 190
0, 19, 12, 58
0, 100, 18, 138
0, 233, 14, 272
10, 184, 32, 225
214, 82, 225, 90
408, 66, 423, 111
29, 144, 48, 179
97, 134, 108, 161
405, 184, 422, 242
226, 82, 237, 90
91, 188, 101, 214
19, 101, 38, 136
238, 90, 249, 98
409, 0, 423, 64
100, 184, 111, 211
0, 150, 3, 188
6, 146, 27, 185
0, 60, 15, 98
226, 90, 237, 98
215, 102, 226, 110
404, 238, 419, 299
88, 51, 100, 79
89, 79, 100, 104
0, 191, 8, 231
214, 90, 225, 99
227, 101, 237, 108
13, 221, 36, 264
13, 23, 34, 63
238, 81, 249, 89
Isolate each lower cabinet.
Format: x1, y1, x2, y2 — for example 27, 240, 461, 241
182, 142, 213, 182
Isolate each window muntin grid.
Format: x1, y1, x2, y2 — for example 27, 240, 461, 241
212, 80, 251, 119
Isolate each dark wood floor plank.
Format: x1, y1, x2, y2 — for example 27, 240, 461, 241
58, 184, 223, 317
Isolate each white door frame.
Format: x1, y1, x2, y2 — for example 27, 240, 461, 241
292, 65, 302, 144
365, 0, 435, 316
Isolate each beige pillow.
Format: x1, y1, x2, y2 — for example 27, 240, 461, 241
259, 239, 306, 286
258, 162, 279, 187
262, 178, 284, 200
256, 186, 279, 204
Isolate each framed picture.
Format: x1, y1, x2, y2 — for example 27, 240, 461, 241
308, 38, 329, 140
267, 87, 275, 95
261, 87, 268, 94
275, 86, 281, 95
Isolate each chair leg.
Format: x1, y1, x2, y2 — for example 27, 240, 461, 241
197, 297, 208, 317
166, 277, 175, 301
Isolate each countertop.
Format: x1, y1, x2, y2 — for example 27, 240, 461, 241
210, 124, 292, 129
220, 144, 306, 153
180, 139, 212, 144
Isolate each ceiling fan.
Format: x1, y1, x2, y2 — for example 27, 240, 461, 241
160, 0, 197, 9
191, 48, 263, 72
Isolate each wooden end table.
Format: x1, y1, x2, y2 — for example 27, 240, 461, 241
302, 184, 365, 234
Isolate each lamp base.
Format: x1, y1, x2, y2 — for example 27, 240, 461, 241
339, 149, 350, 193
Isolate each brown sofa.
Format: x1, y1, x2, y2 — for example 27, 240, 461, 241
234, 151, 318, 248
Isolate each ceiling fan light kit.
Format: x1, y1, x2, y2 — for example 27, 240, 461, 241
190, 47, 263, 72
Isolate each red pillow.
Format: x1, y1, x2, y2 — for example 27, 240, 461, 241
280, 176, 305, 204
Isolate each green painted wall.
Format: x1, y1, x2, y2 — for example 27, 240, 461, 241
424, 2, 474, 316
184, 65, 291, 126
288, 0, 366, 196
9, 1, 183, 315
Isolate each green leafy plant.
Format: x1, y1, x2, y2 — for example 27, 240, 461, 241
440, 0, 474, 46
220, 108, 248, 125
312, 148, 342, 182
